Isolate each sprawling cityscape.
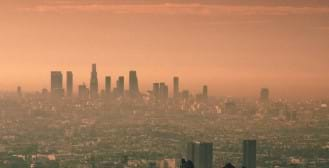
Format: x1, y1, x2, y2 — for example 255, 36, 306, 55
0, 64, 328, 168
1, 0, 329, 168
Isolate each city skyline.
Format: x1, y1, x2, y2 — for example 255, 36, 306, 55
1, 1, 329, 168
46, 64, 207, 99
0, 63, 328, 99
1, 0, 329, 98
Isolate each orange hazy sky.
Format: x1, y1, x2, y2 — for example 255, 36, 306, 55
0, 0, 328, 98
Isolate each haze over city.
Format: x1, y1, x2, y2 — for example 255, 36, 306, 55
1, 1, 329, 168
1, 0, 329, 98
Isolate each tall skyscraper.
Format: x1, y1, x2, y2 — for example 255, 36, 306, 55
187, 141, 213, 168
66, 71, 73, 97
78, 83, 89, 99
173, 76, 179, 98
90, 64, 99, 98
243, 140, 256, 168
159, 82, 168, 100
129, 70, 139, 97
164, 85, 168, 99
116, 76, 125, 97
153, 83, 160, 99
260, 88, 269, 102
203, 85, 208, 99
105, 76, 111, 96
51, 71, 64, 97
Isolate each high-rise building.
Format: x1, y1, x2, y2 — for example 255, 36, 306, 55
173, 76, 179, 98
105, 76, 111, 96
159, 82, 168, 100
51, 71, 63, 90
164, 85, 169, 99
129, 70, 139, 97
153, 83, 160, 99
243, 140, 256, 168
78, 83, 89, 99
90, 64, 99, 98
260, 88, 269, 102
66, 71, 73, 97
203, 85, 208, 99
51, 71, 64, 97
187, 141, 213, 168
116, 76, 125, 97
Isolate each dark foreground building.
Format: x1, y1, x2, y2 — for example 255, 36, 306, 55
187, 141, 213, 168
243, 140, 256, 168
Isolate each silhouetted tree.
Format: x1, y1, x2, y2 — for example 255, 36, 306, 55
223, 163, 235, 168
180, 159, 194, 168
186, 160, 194, 168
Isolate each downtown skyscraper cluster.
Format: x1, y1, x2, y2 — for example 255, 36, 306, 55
50, 64, 143, 99
50, 63, 209, 101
